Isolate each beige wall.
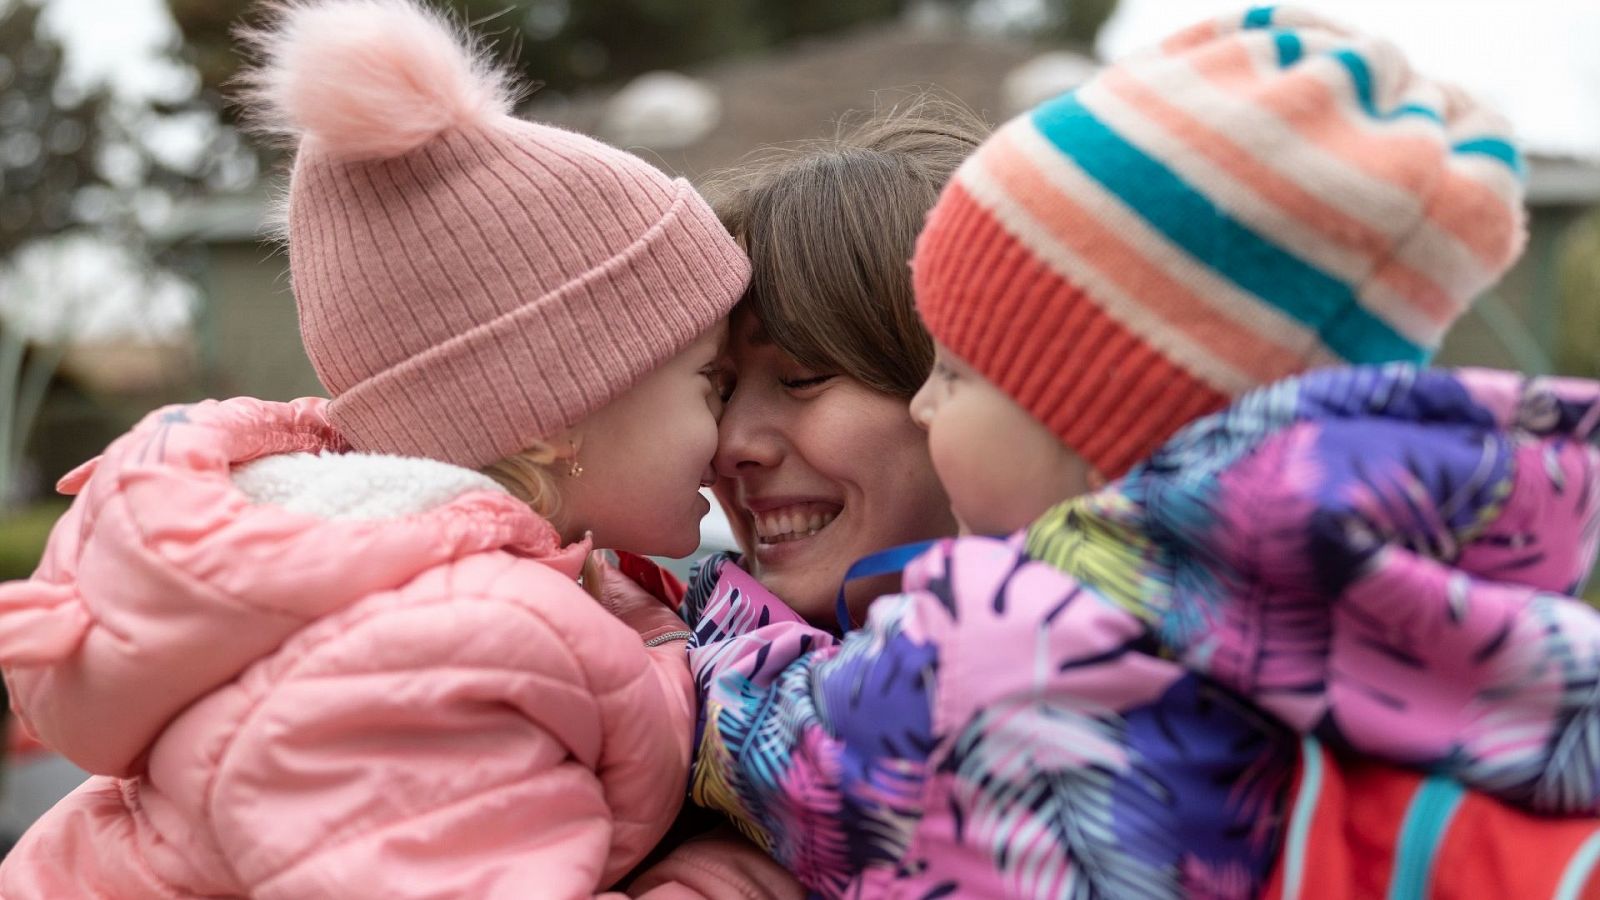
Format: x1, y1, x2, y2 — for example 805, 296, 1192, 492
194, 240, 324, 401
189, 202, 1595, 400
1438, 205, 1591, 375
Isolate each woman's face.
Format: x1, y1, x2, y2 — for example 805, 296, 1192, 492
714, 312, 957, 626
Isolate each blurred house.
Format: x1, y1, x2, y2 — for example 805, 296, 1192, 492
156, 192, 322, 403
1440, 157, 1600, 373
171, 14, 1600, 404
527, 19, 1050, 181
173, 19, 1070, 403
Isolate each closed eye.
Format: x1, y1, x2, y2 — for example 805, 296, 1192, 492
780, 374, 835, 391
702, 367, 734, 402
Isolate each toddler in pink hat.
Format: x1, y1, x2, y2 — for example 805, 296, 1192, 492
0, 1, 784, 896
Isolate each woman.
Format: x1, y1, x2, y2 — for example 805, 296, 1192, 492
706, 97, 989, 625
625, 98, 988, 898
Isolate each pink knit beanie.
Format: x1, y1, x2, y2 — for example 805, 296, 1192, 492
240, 0, 749, 469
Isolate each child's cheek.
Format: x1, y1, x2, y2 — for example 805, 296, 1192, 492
928, 420, 988, 533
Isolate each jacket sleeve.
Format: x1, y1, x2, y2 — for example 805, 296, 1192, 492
685, 571, 946, 895
625, 825, 807, 900
598, 558, 697, 748
1138, 414, 1600, 815
604, 562, 805, 900
206, 573, 691, 899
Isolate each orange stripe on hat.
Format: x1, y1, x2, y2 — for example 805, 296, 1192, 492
1184, 37, 1515, 270
915, 180, 1231, 478
1096, 69, 1463, 334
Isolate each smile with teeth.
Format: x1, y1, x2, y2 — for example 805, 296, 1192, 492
753, 502, 841, 545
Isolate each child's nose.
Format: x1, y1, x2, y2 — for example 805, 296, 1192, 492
909, 378, 937, 432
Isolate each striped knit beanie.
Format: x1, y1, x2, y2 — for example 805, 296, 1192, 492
912, 5, 1526, 479
240, 0, 748, 469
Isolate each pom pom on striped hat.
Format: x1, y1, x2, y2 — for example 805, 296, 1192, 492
912, 4, 1527, 479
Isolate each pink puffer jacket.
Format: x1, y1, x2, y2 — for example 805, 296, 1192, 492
0, 396, 714, 898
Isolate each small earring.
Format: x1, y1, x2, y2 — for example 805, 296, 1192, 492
566, 440, 583, 478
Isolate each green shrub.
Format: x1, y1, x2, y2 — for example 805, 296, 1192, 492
0, 501, 68, 582
1558, 209, 1600, 380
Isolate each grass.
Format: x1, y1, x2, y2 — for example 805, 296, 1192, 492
0, 500, 69, 581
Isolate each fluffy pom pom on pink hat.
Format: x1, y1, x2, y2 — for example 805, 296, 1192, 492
238, 0, 749, 469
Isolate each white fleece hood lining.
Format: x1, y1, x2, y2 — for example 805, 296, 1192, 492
231, 451, 508, 521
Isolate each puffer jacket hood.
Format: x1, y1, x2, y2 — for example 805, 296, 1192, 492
0, 397, 709, 899
0, 396, 584, 777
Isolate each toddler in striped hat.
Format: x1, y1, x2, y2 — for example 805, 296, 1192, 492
684, 7, 1600, 898
910, 3, 1527, 525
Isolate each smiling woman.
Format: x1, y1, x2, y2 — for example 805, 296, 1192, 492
707, 96, 989, 625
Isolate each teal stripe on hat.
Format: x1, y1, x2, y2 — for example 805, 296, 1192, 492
1275, 31, 1304, 67
1030, 94, 1427, 365
1242, 5, 1300, 69
1454, 137, 1526, 177
1244, 6, 1276, 28
1334, 49, 1443, 123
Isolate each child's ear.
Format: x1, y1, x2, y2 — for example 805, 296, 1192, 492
537, 426, 583, 467
1087, 468, 1108, 491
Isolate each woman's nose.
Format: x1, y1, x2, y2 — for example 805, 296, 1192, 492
714, 389, 784, 477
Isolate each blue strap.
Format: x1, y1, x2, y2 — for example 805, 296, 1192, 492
835, 540, 940, 634
1388, 774, 1465, 900
1280, 735, 1327, 900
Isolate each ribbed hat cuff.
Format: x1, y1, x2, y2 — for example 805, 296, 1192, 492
915, 184, 1228, 480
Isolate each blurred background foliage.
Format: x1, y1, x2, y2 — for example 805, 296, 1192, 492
1, 0, 1599, 605
0, 0, 1118, 579
166, 0, 1114, 107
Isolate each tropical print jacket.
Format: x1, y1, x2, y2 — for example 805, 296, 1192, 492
683, 365, 1600, 899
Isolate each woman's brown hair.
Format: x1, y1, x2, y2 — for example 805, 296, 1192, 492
711, 94, 991, 397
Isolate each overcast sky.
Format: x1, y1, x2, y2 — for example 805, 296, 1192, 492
1099, 0, 1600, 160
32, 0, 1600, 160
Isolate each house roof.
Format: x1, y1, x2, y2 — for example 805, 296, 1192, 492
168, 11, 1600, 244
521, 20, 1041, 182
